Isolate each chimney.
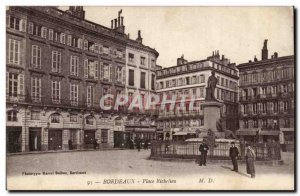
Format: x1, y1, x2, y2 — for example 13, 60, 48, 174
121, 16, 124, 26
111, 20, 114, 29
67, 6, 85, 20
128, 33, 130, 38
261, 39, 268, 60
136, 30, 143, 44
254, 55, 258, 62
274, 52, 278, 59
114, 19, 118, 29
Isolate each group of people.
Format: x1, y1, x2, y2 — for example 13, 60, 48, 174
127, 137, 150, 151
198, 140, 256, 178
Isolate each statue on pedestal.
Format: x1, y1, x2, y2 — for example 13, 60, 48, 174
205, 71, 218, 101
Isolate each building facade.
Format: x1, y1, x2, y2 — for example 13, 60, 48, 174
6, 6, 158, 153
115, 31, 159, 147
156, 52, 239, 141
237, 40, 295, 148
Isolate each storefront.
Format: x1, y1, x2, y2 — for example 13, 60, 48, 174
6, 126, 22, 153
125, 126, 156, 147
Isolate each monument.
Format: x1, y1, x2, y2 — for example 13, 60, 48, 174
200, 71, 225, 138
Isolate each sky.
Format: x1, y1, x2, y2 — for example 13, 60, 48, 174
59, 6, 294, 67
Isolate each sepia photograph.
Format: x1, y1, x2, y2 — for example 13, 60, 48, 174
5, 5, 295, 191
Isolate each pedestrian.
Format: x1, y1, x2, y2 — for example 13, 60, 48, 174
94, 139, 98, 150
136, 137, 141, 152
68, 139, 73, 150
144, 139, 149, 150
199, 139, 209, 166
274, 140, 281, 160
245, 143, 256, 178
229, 142, 239, 172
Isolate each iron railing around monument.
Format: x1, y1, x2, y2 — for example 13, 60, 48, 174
150, 140, 281, 161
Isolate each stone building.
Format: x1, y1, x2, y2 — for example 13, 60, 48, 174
6, 6, 159, 153
237, 40, 294, 149
156, 52, 239, 141
113, 30, 159, 148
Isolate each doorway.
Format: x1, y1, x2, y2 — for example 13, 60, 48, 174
29, 128, 41, 151
6, 127, 22, 153
48, 129, 62, 150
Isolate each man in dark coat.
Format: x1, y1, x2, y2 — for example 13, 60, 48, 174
199, 139, 209, 166
68, 139, 73, 150
229, 142, 239, 172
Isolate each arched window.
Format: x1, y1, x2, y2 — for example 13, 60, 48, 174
85, 115, 95, 125
50, 113, 60, 123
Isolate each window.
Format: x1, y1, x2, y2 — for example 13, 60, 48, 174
253, 119, 258, 128
221, 78, 224, 86
103, 46, 109, 54
151, 59, 156, 67
151, 74, 155, 90
129, 69, 134, 86
70, 56, 79, 76
48, 29, 53, 41
30, 23, 42, 37
160, 81, 164, 89
50, 113, 60, 123
140, 72, 146, 89
7, 110, 17, 122
31, 77, 41, 103
274, 101, 278, 113
186, 77, 190, 85
8, 16, 20, 30
52, 31, 60, 43
31, 111, 40, 120
262, 119, 267, 128
70, 114, 77, 122
87, 86, 94, 107
244, 120, 249, 128
70, 83, 79, 106
140, 56, 145, 65
199, 75, 205, 83
283, 85, 288, 93
283, 101, 288, 112
103, 63, 110, 80
116, 67, 122, 83
86, 116, 94, 125
31, 45, 41, 68
116, 50, 123, 59
128, 53, 134, 62
262, 102, 267, 113
51, 80, 60, 103
284, 119, 290, 128
8, 73, 18, 97
8, 39, 20, 65
101, 129, 108, 143
52, 51, 61, 73
253, 103, 257, 114
199, 88, 204, 98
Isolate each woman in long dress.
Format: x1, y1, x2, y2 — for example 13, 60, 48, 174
246, 144, 256, 178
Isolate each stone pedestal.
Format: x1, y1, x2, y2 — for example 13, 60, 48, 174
202, 101, 225, 138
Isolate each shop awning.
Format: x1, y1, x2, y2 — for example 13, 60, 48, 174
173, 132, 188, 136
280, 128, 294, 132
259, 131, 280, 136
